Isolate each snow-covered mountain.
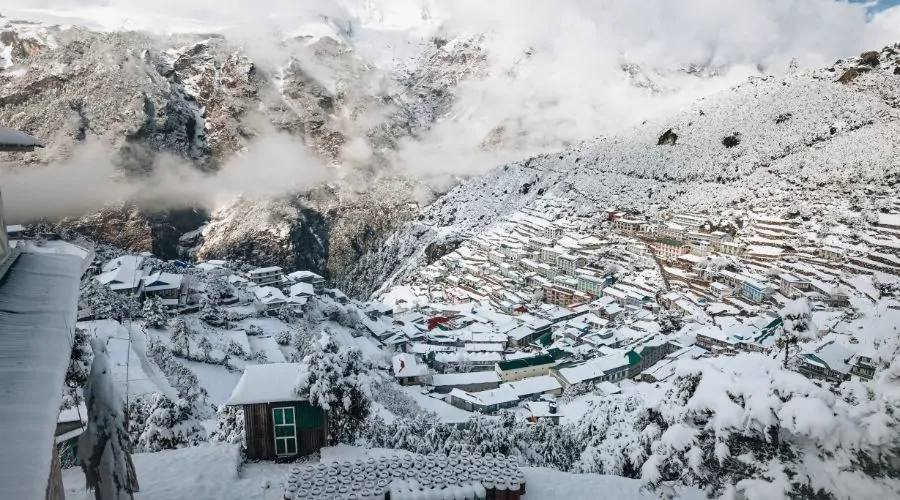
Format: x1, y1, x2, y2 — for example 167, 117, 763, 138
1, 1, 899, 292
344, 46, 900, 298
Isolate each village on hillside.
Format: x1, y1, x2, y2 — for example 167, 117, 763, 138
6, 188, 899, 500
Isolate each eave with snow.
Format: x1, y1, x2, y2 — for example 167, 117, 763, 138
0, 242, 88, 500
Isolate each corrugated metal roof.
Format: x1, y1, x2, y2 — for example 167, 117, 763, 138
0, 127, 43, 151
0, 252, 83, 499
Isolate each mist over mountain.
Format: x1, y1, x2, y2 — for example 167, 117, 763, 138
0, 0, 898, 288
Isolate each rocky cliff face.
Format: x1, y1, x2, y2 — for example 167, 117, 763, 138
0, 15, 470, 281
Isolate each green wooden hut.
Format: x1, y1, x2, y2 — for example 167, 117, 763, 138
226, 363, 327, 460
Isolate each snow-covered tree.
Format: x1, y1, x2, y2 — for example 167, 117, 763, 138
63, 327, 93, 408
198, 336, 213, 361
210, 404, 245, 449
204, 276, 230, 303
225, 339, 248, 360
78, 338, 139, 500
296, 334, 372, 445
198, 296, 226, 327
145, 338, 208, 410
775, 299, 816, 367
254, 350, 268, 364
141, 296, 168, 329
571, 353, 900, 499
137, 393, 206, 452
84, 281, 139, 321
170, 318, 190, 357
274, 330, 291, 346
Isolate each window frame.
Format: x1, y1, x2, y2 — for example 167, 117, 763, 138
272, 406, 298, 456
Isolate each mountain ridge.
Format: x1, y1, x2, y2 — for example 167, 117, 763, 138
341, 44, 900, 298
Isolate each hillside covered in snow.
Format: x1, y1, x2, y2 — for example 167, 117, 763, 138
2, 0, 900, 294
345, 46, 900, 297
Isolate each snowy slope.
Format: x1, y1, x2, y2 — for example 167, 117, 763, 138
345, 45, 900, 298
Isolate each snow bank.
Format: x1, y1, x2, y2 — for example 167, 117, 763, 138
62, 443, 286, 500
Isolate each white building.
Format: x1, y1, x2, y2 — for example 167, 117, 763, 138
253, 286, 289, 312
557, 253, 587, 276
287, 270, 325, 293
95, 255, 146, 295
248, 266, 283, 286
141, 271, 185, 306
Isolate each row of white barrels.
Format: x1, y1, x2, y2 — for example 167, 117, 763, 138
283, 451, 527, 500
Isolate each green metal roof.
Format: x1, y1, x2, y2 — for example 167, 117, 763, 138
537, 332, 552, 346
546, 348, 572, 361
626, 350, 642, 365
497, 354, 556, 371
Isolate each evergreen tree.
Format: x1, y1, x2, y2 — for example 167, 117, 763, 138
297, 335, 371, 445
141, 296, 169, 329
137, 393, 207, 452
775, 299, 816, 367
198, 336, 213, 361
274, 330, 291, 346
210, 404, 245, 449
63, 327, 93, 408
170, 319, 190, 357
78, 339, 139, 500
199, 296, 226, 327
225, 339, 248, 360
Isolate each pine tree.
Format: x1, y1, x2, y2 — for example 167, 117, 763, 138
199, 296, 225, 327
78, 338, 139, 500
210, 404, 245, 449
141, 296, 168, 329
137, 393, 207, 452
297, 334, 372, 445
274, 330, 291, 346
63, 327, 93, 408
170, 318, 190, 357
198, 336, 213, 361
775, 299, 816, 367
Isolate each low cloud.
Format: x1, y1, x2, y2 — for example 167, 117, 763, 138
0, 132, 331, 223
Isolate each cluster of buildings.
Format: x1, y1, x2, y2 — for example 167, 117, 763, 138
377, 203, 895, 418
91, 256, 331, 316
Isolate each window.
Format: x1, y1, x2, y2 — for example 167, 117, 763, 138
273, 407, 297, 456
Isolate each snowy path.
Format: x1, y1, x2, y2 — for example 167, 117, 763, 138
129, 325, 178, 401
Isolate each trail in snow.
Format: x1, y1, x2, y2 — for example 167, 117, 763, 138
128, 324, 179, 401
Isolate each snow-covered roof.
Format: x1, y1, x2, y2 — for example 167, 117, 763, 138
594, 381, 622, 395
392, 353, 431, 378
5, 224, 23, 233
142, 272, 183, 292
431, 371, 501, 387
96, 255, 145, 290
226, 363, 307, 405
0, 253, 83, 500
450, 387, 519, 407
523, 401, 558, 419
556, 354, 631, 385
253, 286, 287, 304
805, 341, 855, 375
290, 282, 315, 297
501, 375, 562, 398
288, 270, 324, 281
0, 126, 43, 151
